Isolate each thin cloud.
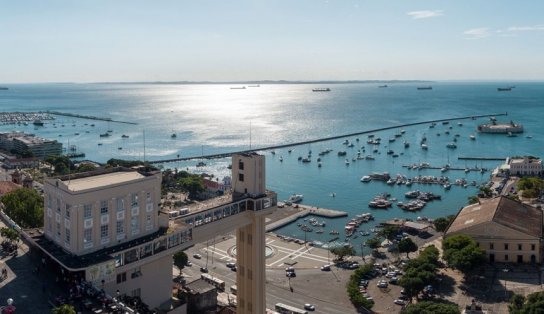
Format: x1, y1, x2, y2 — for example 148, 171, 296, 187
507, 25, 544, 32
407, 10, 443, 19
464, 28, 490, 39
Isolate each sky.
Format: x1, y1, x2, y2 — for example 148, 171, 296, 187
1, 0, 544, 83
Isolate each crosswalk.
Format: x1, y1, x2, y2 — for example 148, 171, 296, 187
199, 236, 330, 267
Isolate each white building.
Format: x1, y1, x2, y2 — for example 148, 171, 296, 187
506, 156, 542, 176
0, 131, 62, 159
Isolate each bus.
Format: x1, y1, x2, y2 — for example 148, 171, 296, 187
274, 303, 308, 314
201, 273, 225, 290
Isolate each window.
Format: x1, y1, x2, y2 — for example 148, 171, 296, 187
65, 204, 71, 219
532, 244, 536, 251
65, 228, 70, 243
48, 220, 52, 232
238, 160, 244, 170
146, 214, 152, 226
131, 216, 139, 233
100, 200, 108, 215
518, 244, 523, 251
116, 221, 124, 235
131, 193, 138, 207
84, 228, 92, 244
238, 173, 244, 182
146, 192, 152, 203
101, 225, 109, 238
490, 243, 494, 250
131, 288, 141, 297
47, 196, 52, 208
117, 197, 124, 211
505, 254, 509, 261
505, 244, 509, 250
131, 267, 142, 279
57, 198, 61, 212
116, 272, 127, 284
84, 204, 92, 219
56, 222, 61, 236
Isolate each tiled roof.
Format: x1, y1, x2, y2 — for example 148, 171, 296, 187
446, 196, 542, 238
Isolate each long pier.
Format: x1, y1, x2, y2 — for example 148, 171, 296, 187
46, 111, 138, 125
147, 113, 507, 164
458, 156, 506, 161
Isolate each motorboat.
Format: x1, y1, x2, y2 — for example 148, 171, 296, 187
421, 144, 428, 150
288, 194, 304, 203
361, 176, 372, 182
446, 143, 457, 149
469, 134, 476, 140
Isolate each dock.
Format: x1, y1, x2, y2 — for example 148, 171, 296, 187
46, 111, 138, 125
148, 112, 508, 164
266, 204, 347, 232
458, 156, 506, 161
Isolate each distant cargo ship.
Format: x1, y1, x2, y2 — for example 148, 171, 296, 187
312, 88, 330, 92
0, 87, 8, 90
230, 86, 246, 89
378, 85, 388, 88
497, 87, 512, 91
417, 86, 432, 90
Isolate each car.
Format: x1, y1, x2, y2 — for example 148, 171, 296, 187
360, 280, 369, 287
389, 277, 398, 284
394, 299, 407, 305
226, 262, 236, 268
400, 288, 407, 295
304, 304, 315, 311
377, 281, 388, 288
285, 266, 295, 272
186, 261, 192, 266
230, 266, 237, 272
286, 272, 296, 277
320, 264, 331, 271
398, 295, 409, 301
200, 267, 208, 273
193, 254, 202, 259
364, 296, 374, 303
385, 272, 396, 278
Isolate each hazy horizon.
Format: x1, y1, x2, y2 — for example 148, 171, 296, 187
2, 0, 544, 83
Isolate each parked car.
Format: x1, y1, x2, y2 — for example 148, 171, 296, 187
193, 254, 202, 259
377, 281, 388, 288
226, 262, 236, 268
389, 277, 398, 284
230, 266, 237, 272
304, 304, 315, 311
385, 272, 396, 278
360, 280, 369, 287
286, 272, 296, 278
394, 299, 407, 305
186, 261, 192, 266
285, 266, 295, 272
200, 267, 208, 273
320, 264, 331, 271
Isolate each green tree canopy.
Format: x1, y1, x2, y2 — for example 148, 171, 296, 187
379, 225, 400, 240
330, 245, 355, 261
1, 188, 44, 228
468, 196, 480, 205
403, 300, 460, 314
509, 292, 544, 314
398, 237, 418, 258
173, 251, 188, 276
434, 216, 455, 233
366, 237, 381, 249
51, 304, 76, 314
399, 245, 441, 301
0, 227, 19, 243
346, 263, 374, 311
442, 234, 485, 274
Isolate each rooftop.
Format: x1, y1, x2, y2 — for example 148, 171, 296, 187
63, 171, 146, 192
446, 196, 543, 238
0, 181, 21, 195
184, 279, 217, 295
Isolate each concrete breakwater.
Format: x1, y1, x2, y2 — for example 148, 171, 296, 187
266, 204, 348, 232
148, 112, 507, 164
46, 111, 138, 125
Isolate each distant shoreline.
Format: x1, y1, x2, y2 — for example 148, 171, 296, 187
97, 80, 432, 85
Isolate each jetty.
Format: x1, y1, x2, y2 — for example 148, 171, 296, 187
46, 111, 138, 125
148, 113, 508, 164
266, 204, 347, 232
458, 156, 506, 161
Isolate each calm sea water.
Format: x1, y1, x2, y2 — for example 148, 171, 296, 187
1, 82, 543, 250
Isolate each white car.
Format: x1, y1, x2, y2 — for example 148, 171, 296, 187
193, 253, 202, 259
394, 299, 407, 305
304, 304, 315, 311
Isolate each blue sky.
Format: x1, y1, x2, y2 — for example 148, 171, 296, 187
1, 0, 543, 82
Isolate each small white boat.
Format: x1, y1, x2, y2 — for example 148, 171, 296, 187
288, 194, 304, 203
345, 158, 350, 165
361, 176, 372, 182
421, 144, 428, 150
469, 134, 476, 140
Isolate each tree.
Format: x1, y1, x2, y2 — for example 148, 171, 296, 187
366, 237, 381, 249
399, 275, 425, 300
509, 292, 544, 314
379, 225, 400, 240
330, 245, 356, 261
404, 301, 460, 314
398, 237, 418, 258
0, 227, 19, 243
442, 234, 485, 274
173, 251, 188, 276
346, 263, 374, 310
399, 245, 440, 301
179, 176, 205, 199
434, 215, 455, 233
468, 196, 479, 205
1, 188, 44, 228
76, 163, 97, 173
51, 304, 76, 314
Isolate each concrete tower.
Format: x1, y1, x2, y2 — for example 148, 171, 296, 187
232, 153, 268, 314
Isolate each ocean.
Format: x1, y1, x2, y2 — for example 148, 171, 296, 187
1, 82, 543, 251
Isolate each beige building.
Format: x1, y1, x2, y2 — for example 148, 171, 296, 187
507, 156, 542, 176
28, 153, 277, 312
446, 196, 543, 264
